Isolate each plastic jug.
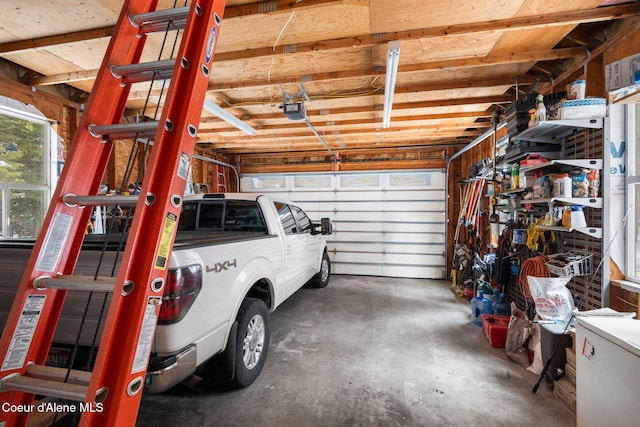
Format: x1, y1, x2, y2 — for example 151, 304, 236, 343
485, 288, 499, 309
492, 293, 511, 316
570, 205, 587, 228
471, 290, 492, 327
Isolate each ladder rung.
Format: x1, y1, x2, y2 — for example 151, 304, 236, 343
110, 59, 175, 84
1, 374, 91, 402
63, 194, 139, 207
89, 121, 158, 140
129, 6, 190, 34
26, 364, 91, 386
34, 275, 116, 293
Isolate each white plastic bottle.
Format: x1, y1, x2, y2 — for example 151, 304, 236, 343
561, 174, 572, 198
534, 94, 546, 122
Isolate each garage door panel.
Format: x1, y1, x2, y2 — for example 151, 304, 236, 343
381, 200, 445, 212
382, 253, 445, 266
327, 242, 383, 253
382, 242, 444, 254
382, 232, 445, 244
333, 222, 383, 232
381, 222, 446, 233
382, 265, 444, 279
381, 190, 444, 201
333, 263, 383, 276
338, 221, 447, 234
381, 211, 445, 222
332, 231, 386, 243
334, 251, 384, 264
333, 212, 385, 222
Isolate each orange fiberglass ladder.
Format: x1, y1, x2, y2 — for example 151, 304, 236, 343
0, 0, 226, 425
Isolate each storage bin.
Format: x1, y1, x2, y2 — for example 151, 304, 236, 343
545, 250, 593, 277
555, 98, 606, 120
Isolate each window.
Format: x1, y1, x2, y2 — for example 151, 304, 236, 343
177, 200, 267, 234
223, 200, 267, 233
274, 202, 297, 234
198, 202, 223, 229
0, 105, 50, 238
291, 205, 312, 233
626, 104, 640, 282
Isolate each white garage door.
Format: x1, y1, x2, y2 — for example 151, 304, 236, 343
240, 170, 446, 279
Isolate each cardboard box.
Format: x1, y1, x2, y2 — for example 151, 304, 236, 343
565, 362, 576, 386
566, 347, 576, 369
553, 377, 576, 413
557, 98, 606, 120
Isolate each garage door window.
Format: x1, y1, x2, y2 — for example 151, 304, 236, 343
0, 106, 50, 238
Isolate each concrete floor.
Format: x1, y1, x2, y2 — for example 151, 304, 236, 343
136, 275, 575, 426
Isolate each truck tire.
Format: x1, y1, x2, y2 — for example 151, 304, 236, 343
234, 298, 270, 387
209, 298, 270, 388
308, 251, 330, 288
212, 297, 271, 389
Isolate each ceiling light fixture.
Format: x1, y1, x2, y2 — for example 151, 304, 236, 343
382, 41, 401, 129
203, 99, 256, 136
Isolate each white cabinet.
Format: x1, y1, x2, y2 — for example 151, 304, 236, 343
576, 317, 640, 427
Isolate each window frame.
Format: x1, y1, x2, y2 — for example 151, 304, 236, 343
0, 104, 51, 239
625, 103, 640, 283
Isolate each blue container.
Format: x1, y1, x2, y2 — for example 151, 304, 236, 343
492, 293, 511, 317
471, 290, 492, 326
485, 288, 499, 311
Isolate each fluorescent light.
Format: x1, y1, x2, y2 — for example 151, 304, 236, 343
203, 99, 256, 136
382, 41, 401, 129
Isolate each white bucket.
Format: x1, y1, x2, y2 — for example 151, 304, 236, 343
571, 80, 586, 100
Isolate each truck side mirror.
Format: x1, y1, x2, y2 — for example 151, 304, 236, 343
320, 218, 332, 235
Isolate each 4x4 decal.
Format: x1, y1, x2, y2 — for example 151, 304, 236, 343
206, 259, 237, 273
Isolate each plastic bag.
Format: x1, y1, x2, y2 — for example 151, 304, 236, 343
506, 303, 532, 367
527, 276, 574, 321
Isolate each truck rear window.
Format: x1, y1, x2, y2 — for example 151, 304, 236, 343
178, 200, 267, 234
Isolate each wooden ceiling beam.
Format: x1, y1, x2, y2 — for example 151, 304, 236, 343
232, 145, 453, 159
199, 110, 492, 126
197, 126, 485, 146
201, 118, 491, 134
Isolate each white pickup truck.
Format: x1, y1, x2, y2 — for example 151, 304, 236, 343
0, 193, 332, 392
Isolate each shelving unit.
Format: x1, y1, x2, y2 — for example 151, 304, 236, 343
496, 118, 604, 238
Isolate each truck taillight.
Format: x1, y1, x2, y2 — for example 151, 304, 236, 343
159, 264, 202, 324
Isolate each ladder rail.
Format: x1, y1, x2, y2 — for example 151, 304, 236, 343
0, 0, 156, 399
0, 0, 227, 426
82, 1, 227, 425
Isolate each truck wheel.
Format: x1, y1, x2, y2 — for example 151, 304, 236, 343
308, 251, 330, 288
231, 298, 271, 388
